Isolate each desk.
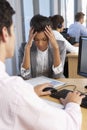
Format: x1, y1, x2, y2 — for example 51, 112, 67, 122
42, 78, 87, 130
67, 53, 83, 78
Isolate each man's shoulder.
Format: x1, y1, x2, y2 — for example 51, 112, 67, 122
68, 23, 75, 29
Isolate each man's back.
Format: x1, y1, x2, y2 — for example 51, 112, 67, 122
0, 61, 81, 130
68, 22, 87, 42
68, 22, 82, 42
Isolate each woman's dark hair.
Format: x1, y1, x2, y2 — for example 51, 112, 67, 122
0, 0, 15, 35
50, 15, 64, 30
30, 14, 52, 33
75, 12, 85, 21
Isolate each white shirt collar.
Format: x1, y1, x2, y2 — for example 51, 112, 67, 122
75, 21, 81, 25
37, 48, 48, 55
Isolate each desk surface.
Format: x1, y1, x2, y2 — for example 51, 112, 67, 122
42, 78, 87, 130
67, 52, 84, 78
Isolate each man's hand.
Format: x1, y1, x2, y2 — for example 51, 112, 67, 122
60, 91, 85, 106
34, 83, 53, 96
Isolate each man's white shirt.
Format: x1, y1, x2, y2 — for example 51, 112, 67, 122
0, 61, 82, 130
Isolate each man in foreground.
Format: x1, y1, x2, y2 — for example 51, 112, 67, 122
0, 0, 85, 130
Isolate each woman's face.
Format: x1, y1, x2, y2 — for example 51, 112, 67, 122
34, 31, 49, 51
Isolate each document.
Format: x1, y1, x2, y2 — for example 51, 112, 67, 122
26, 76, 65, 88
42, 99, 64, 109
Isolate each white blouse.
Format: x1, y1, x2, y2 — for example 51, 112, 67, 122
53, 30, 78, 53
21, 48, 63, 78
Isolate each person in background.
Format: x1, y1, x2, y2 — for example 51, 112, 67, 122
68, 12, 87, 42
50, 14, 79, 53
0, 0, 85, 130
19, 14, 66, 80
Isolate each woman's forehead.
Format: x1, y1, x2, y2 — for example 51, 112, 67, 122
34, 32, 47, 39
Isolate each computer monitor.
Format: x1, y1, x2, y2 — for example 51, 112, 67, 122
78, 36, 87, 77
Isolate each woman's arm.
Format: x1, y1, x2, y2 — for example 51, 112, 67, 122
44, 26, 61, 67
22, 28, 37, 70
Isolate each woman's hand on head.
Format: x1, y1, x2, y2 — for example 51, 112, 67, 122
44, 26, 58, 50
25, 27, 37, 49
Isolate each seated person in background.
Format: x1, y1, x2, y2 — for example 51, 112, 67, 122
61, 28, 77, 46
50, 14, 79, 53
19, 14, 66, 80
0, 1, 85, 130
68, 12, 87, 43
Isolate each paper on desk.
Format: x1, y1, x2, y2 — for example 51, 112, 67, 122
26, 76, 65, 88
42, 98, 64, 109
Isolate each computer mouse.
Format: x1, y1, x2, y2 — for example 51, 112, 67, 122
43, 87, 57, 92
84, 85, 87, 89
43, 87, 54, 92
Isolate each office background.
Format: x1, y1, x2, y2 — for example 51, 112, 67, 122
6, 0, 87, 76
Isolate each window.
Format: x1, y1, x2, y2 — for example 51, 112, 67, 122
39, 0, 50, 16
82, 0, 87, 26
61, 0, 74, 28
23, 0, 33, 41
66, 0, 74, 27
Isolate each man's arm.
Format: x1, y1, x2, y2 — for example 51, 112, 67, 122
81, 25, 87, 36
34, 83, 53, 96
22, 82, 84, 130
11, 78, 84, 130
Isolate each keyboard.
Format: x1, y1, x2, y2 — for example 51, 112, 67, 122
50, 89, 87, 108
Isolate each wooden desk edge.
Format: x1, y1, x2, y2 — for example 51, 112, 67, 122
67, 52, 78, 57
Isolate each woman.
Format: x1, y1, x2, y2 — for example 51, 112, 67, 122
50, 15, 79, 53
19, 14, 66, 79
